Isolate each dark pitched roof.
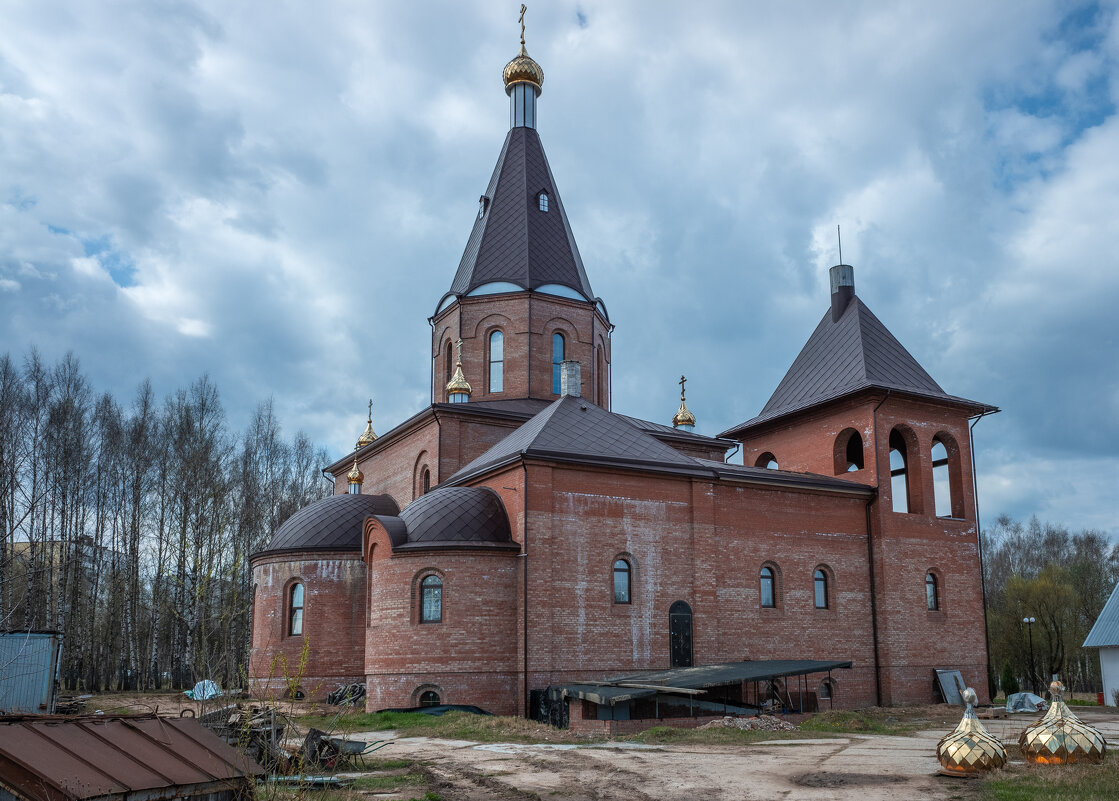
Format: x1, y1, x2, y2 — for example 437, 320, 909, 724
254, 493, 399, 558
447, 395, 713, 485
720, 297, 993, 438
447, 127, 594, 300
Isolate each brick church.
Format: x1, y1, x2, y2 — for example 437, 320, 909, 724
249, 28, 996, 719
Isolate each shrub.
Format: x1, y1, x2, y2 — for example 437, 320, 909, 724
1000, 662, 1020, 697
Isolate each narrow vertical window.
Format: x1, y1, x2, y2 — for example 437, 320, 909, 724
538, 192, 549, 212
926, 572, 939, 611
552, 333, 565, 394
421, 575, 443, 622
613, 559, 631, 604
760, 567, 775, 608
289, 583, 304, 636
444, 341, 453, 385
889, 429, 909, 513
422, 469, 431, 494
932, 438, 952, 517
488, 330, 503, 393
814, 569, 828, 609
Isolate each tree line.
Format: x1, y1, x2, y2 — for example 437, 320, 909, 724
0, 349, 329, 691
983, 514, 1118, 698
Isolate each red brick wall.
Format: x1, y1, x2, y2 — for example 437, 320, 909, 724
362, 518, 522, 715
431, 292, 611, 408
333, 417, 440, 507
735, 392, 989, 705
248, 552, 366, 700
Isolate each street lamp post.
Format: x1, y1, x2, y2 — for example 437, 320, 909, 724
1023, 616, 1036, 695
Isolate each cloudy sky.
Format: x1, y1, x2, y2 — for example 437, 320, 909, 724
2, 1, 1117, 535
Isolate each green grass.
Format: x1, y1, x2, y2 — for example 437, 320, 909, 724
799, 709, 919, 736
978, 757, 1118, 801
350, 772, 425, 791
296, 710, 588, 743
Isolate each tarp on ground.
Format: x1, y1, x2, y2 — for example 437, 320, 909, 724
1006, 692, 1048, 713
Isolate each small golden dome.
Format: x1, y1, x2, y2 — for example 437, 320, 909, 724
347, 457, 364, 486
1019, 680, 1107, 764
672, 375, 696, 429
445, 338, 472, 397
936, 687, 1007, 775
504, 44, 544, 95
357, 399, 377, 448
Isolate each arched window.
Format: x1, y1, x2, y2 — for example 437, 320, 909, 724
552, 333, 565, 394
422, 468, 431, 494
488, 330, 503, 393
932, 438, 952, 517
756, 452, 779, 470
538, 192, 549, 212
419, 690, 441, 707
420, 575, 443, 623
613, 559, 631, 604
760, 566, 776, 608
834, 428, 864, 473
669, 601, 693, 667
814, 569, 829, 609
444, 341, 453, 385
926, 572, 939, 611
889, 429, 909, 513
289, 582, 304, 636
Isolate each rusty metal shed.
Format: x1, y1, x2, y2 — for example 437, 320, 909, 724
0, 714, 264, 801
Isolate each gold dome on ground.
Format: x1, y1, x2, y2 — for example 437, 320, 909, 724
357, 399, 377, 448
936, 687, 1008, 775
1019, 681, 1107, 765
672, 375, 696, 429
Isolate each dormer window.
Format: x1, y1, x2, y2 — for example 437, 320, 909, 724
478, 196, 489, 219
538, 192, 549, 212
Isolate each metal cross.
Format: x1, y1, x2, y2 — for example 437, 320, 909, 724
367, 398, 373, 421
519, 4, 527, 45
679, 374, 687, 399
456, 338, 464, 363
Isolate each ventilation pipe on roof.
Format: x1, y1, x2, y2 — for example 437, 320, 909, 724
830, 263, 855, 322
560, 360, 581, 397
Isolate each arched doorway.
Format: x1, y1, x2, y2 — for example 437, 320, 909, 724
669, 600, 693, 668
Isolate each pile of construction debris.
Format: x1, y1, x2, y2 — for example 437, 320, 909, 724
699, 715, 800, 732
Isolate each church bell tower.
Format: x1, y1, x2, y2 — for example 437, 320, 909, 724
430, 10, 613, 409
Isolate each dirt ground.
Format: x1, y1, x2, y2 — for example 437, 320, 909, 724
344, 707, 1119, 801
84, 693, 1119, 800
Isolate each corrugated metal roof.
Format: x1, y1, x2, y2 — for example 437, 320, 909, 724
448, 127, 595, 301
720, 297, 994, 438
604, 659, 854, 690
0, 714, 263, 801
1083, 582, 1119, 648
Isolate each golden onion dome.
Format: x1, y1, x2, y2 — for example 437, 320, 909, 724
347, 457, 364, 486
672, 375, 696, 429
357, 399, 377, 448
445, 339, 472, 397
503, 43, 544, 95
1019, 681, 1107, 764
936, 687, 1007, 775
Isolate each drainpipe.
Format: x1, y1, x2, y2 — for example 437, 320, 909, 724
866, 390, 891, 707
970, 408, 998, 698
724, 443, 740, 465
428, 317, 435, 405
521, 461, 530, 717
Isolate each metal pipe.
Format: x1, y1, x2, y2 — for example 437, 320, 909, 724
969, 408, 997, 698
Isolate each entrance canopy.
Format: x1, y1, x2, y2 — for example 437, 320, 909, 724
557, 658, 853, 705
